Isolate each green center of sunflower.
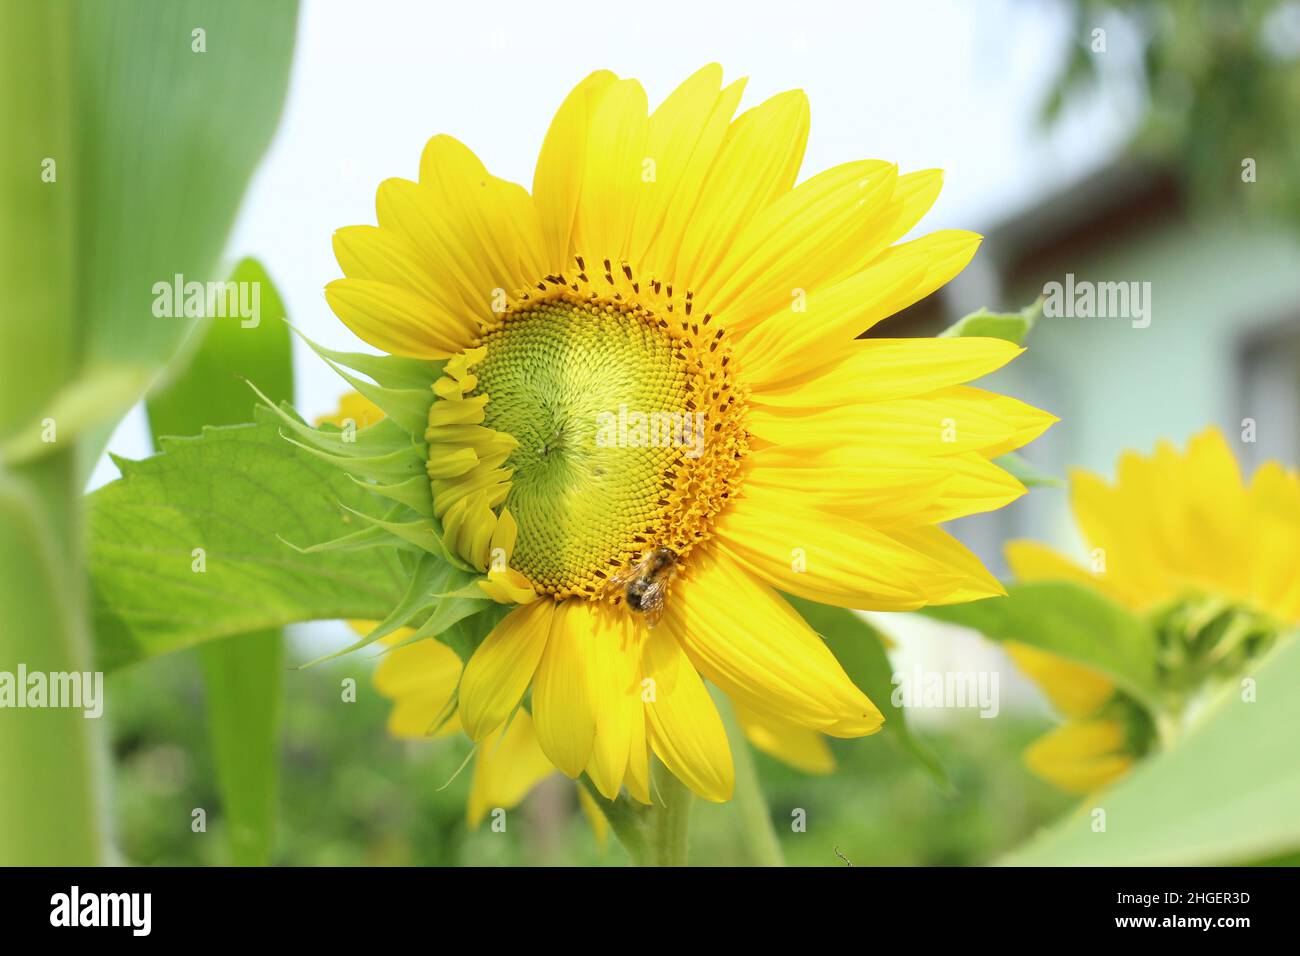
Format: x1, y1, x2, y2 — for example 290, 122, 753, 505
465, 292, 746, 599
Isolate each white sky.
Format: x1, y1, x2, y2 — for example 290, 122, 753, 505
91, 0, 1137, 487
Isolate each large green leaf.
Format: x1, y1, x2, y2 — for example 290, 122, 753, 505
1002, 635, 1300, 866
787, 595, 951, 790
90, 410, 408, 671
919, 581, 1160, 708
145, 258, 292, 866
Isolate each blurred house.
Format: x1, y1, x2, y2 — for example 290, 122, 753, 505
878, 162, 1300, 572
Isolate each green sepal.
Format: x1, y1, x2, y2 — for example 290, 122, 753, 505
277, 522, 420, 555
298, 552, 450, 667
338, 504, 471, 570
290, 326, 442, 391
281, 434, 425, 481
311, 355, 434, 437
349, 474, 434, 517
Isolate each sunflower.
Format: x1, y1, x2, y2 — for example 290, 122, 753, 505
324, 391, 838, 825
311, 64, 1054, 804
1005, 427, 1300, 792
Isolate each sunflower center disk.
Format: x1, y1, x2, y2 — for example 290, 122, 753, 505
472, 297, 746, 599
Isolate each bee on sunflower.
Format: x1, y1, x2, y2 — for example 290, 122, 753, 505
279, 64, 1054, 820
1004, 428, 1299, 793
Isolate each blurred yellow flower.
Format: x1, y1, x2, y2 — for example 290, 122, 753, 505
1005, 427, 1299, 792
324, 65, 1053, 803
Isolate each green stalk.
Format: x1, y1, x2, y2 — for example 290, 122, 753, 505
0, 0, 105, 866
717, 694, 785, 866
582, 761, 695, 866
647, 761, 694, 866
0, 454, 107, 864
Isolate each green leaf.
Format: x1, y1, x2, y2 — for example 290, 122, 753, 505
1002, 635, 1300, 866
918, 581, 1160, 708
993, 451, 1064, 488
940, 300, 1042, 345
89, 410, 408, 671
148, 258, 293, 436
145, 257, 293, 866
786, 595, 951, 791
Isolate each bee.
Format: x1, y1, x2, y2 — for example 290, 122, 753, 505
604, 546, 679, 628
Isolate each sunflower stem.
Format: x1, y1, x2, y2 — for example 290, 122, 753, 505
717, 694, 786, 867
579, 777, 652, 864
647, 761, 694, 866
581, 767, 694, 866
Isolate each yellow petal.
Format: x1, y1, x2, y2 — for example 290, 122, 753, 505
467, 710, 555, 827
748, 445, 1028, 528
714, 492, 980, 611
315, 391, 385, 430
324, 277, 473, 359
630, 64, 746, 277
418, 134, 545, 288
478, 567, 540, 605
576, 784, 610, 848
1004, 539, 1137, 609
624, 696, 652, 805
372, 636, 463, 739
748, 386, 1057, 461
751, 337, 1024, 409
641, 627, 733, 802
738, 230, 981, 387
663, 548, 884, 736
700, 160, 899, 333
734, 704, 836, 774
532, 70, 619, 269
1023, 719, 1132, 794
1004, 641, 1115, 720
571, 79, 648, 264
373, 177, 512, 325
1069, 468, 1175, 609
580, 603, 642, 800
1244, 461, 1300, 621
458, 600, 553, 741
333, 225, 456, 310
531, 600, 597, 777
670, 89, 809, 291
